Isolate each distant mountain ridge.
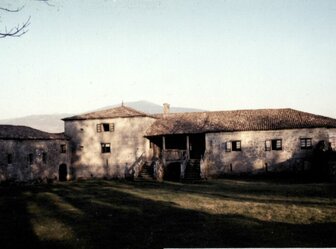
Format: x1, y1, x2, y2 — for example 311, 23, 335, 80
0, 101, 204, 133
0, 114, 71, 134
93, 100, 204, 114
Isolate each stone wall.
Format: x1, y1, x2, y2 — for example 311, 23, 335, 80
0, 139, 70, 182
204, 128, 336, 177
64, 116, 156, 179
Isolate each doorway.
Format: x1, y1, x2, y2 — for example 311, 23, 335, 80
59, 164, 67, 181
164, 162, 181, 181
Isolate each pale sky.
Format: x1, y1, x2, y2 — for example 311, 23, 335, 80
1, 0, 336, 119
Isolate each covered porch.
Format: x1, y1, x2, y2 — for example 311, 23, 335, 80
147, 133, 205, 181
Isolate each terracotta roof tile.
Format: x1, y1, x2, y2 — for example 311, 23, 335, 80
63, 105, 151, 121
146, 108, 336, 136
0, 125, 68, 140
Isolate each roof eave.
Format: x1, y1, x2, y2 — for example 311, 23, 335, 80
63, 114, 157, 121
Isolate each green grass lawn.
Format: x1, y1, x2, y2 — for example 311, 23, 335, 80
1, 179, 336, 248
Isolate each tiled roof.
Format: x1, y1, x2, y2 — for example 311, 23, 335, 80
63, 105, 151, 121
0, 125, 68, 140
146, 108, 336, 136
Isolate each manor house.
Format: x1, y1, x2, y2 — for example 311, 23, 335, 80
1, 104, 336, 182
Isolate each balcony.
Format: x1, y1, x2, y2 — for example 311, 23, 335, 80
163, 149, 186, 161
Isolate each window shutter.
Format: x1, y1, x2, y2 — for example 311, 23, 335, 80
109, 123, 115, 132
225, 142, 232, 152
265, 140, 271, 151
232, 141, 241, 151
300, 139, 306, 148
97, 124, 102, 133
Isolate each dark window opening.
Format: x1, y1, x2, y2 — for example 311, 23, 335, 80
42, 152, 47, 164
101, 143, 111, 153
300, 138, 312, 149
272, 139, 282, 150
103, 123, 110, 131
7, 154, 12, 164
60, 144, 67, 153
232, 141, 241, 151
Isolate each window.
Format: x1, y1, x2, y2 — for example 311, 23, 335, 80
60, 144, 67, 153
232, 141, 241, 151
42, 152, 47, 164
97, 123, 114, 133
101, 143, 111, 153
225, 141, 241, 152
300, 138, 312, 149
265, 139, 282, 151
7, 154, 12, 164
272, 139, 282, 150
28, 153, 34, 165
102, 123, 110, 131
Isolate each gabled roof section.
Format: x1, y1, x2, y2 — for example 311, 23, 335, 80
0, 125, 68, 140
146, 108, 336, 136
63, 105, 152, 121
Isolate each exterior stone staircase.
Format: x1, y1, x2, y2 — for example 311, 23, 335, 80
182, 159, 201, 182
136, 162, 154, 181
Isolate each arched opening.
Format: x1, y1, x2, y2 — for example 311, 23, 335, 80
59, 164, 67, 181
164, 162, 181, 181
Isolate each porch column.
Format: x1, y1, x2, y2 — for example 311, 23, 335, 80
162, 136, 166, 166
186, 135, 190, 160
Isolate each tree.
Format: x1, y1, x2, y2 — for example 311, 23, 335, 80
0, 0, 51, 38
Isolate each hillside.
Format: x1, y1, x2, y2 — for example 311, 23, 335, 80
0, 101, 204, 133
0, 114, 71, 133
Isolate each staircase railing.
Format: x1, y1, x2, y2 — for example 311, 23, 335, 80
127, 152, 146, 178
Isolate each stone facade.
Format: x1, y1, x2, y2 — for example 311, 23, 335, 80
2, 106, 336, 182
204, 128, 336, 177
64, 116, 156, 179
0, 139, 70, 182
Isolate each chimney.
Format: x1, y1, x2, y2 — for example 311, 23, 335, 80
163, 103, 170, 117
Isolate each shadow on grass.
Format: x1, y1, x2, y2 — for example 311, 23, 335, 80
125, 178, 336, 207
0, 187, 41, 248
0, 180, 336, 249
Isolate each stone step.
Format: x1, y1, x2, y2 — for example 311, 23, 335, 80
137, 163, 154, 180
